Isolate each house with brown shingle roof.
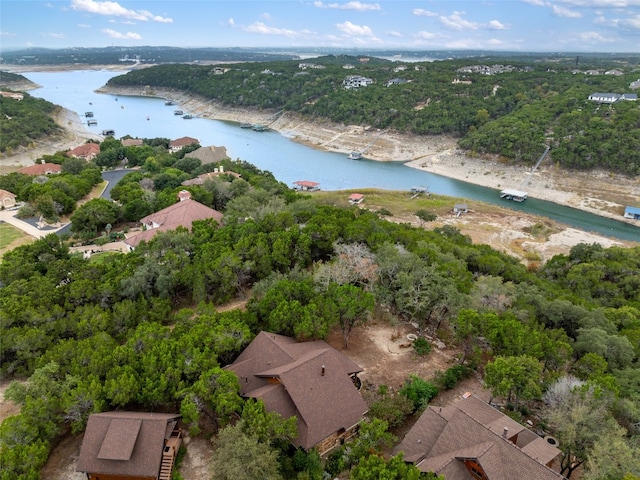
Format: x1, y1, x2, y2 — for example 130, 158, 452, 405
0, 189, 17, 209
226, 331, 368, 455
76, 411, 182, 480
395, 394, 565, 480
169, 136, 199, 153
67, 142, 101, 161
124, 190, 222, 250
122, 138, 144, 147
17, 163, 62, 176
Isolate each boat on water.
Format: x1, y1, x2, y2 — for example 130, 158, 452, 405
347, 151, 363, 160
101, 129, 115, 136
84, 111, 94, 117
240, 122, 253, 128
87, 119, 97, 126
174, 110, 184, 115
500, 189, 528, 202
164, 100, 176, 106
183, 114, 193, 119
252, 124, 267, 132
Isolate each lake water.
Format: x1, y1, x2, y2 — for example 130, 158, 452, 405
25, 70, 639, 242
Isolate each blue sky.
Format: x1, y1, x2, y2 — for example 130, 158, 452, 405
1, 0, 639, 52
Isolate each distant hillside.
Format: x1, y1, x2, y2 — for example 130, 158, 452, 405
107, 55, 640, 175
0, 71, 39, 90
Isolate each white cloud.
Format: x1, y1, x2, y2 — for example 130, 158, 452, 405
243, 22, 311, 38
487, 20, 509, 29
335, 21, 374, 36
557, 0, 640, 7
580, 30, 614, 41
314, 1, 381, 11
487, 38, 506, 45
228, 18, 235, 26
71, 0, 172, 23
413, 8, 438, 17
101, 28, 142, 39
551, 4, 583, 17
522, 0, 546, 5
260, 13, 271, 20
0, 31, 17, 37
48, 33, 65, 39
386, 30, 403, 37
414, 31, 436, 39
77, 24, 91, 28
440, 12, 479, 30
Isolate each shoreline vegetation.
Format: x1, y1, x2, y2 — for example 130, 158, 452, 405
0, 65, 637, 260
96, 83, 640, 228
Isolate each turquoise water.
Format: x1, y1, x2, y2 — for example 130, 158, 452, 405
25, 70, 639, 242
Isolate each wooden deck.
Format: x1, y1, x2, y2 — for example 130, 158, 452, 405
159, 431, 182, 480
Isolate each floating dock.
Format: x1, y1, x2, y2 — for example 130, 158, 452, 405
500, 189, 528, 202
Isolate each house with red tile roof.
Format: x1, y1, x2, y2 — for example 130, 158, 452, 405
169, 136, 199, 153
77, 411, 182, 480
293, 180, 320, 191
395, 394, 565, 480
348, 193, 364, 204
124, 190, 222, 250
226, 331, 368, 455
66, 143, 101, 161
0, 189, 17, 209
17, 163, 62, 176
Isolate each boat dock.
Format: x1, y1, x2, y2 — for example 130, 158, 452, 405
500, 146, 550, 202
500, 189, 528, 202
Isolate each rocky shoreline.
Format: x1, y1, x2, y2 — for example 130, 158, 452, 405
98, 84, 640, 228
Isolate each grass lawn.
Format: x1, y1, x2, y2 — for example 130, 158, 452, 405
0, 221, 33, 259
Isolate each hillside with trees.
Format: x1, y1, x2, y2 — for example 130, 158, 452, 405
106, 55, 640, 175
0, 148, 639, 479
0, 92, 61, 155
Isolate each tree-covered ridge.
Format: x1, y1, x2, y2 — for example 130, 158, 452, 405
0, 71, 29, 84
108, 55, 640, 175
0, 92, 61, 154
1, 156, 639, 479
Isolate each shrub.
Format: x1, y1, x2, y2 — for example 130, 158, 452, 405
399, 374, 439, 412
435, 364, 472, 390
377, 208, 392, 216
368, 391, 414, 428
412, 337, 431, 356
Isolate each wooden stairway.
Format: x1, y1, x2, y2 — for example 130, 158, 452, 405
158, 431, 182, 480
158, 447, 175, 480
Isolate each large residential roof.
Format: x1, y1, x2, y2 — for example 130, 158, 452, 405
125, 191, 222, 248
226, 331, 368, 450
76, 411, 180, 478
169, 136, 199, 148
17, 163, 62, 175
184, 145, 229, 164
395, 395, 564, 480
66, 143, 100, 158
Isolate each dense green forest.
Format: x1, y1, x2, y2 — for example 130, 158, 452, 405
107, 55, 640, 175
0, 148, 639, 478
0, 92, 61, 154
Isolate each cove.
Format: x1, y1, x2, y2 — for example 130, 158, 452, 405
24, 70, 639, 242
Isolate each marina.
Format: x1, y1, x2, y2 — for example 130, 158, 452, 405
500, 189, 528, 202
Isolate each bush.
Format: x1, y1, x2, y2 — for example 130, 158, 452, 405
435, 365, 472, 390
412, 337, 431, 356
399, 375, 439, 412
377, 208, 392, 216
368, 391, 414, 428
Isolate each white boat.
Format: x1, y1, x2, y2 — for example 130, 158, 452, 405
347, 151, 363, 160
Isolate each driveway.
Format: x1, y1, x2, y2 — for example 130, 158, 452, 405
0, 208, 66, 239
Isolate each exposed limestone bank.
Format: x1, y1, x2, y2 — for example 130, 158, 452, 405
0, 79, 41, 91
0, 106, 102, 170
98, 84, 640, 228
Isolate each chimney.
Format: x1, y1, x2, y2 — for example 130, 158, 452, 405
321, 365, 325, 376
502, 427, 508, 439
178, 190, 192, 201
